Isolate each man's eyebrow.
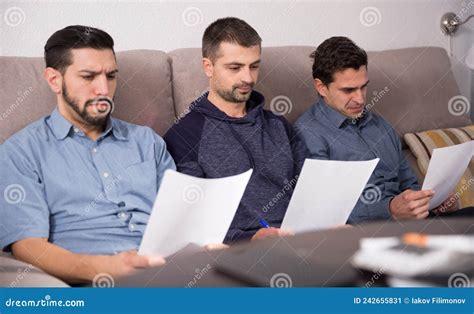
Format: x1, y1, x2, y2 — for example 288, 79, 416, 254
78, 69, 119, 75
339, 86, 356, 91
223, 60, 261, 66
223, 62, 244, 66
339, 80, 370, 90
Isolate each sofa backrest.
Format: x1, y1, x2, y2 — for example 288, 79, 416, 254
366, 47, 471, 138
170, 46, 471, 143
0, 50, 175, 143
1, 46, 471, 145
169, 46, 318, 125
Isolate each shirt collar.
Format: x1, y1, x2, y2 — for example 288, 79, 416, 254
109, 118, 128, 141
317, 99, 347, 128
49, 108, 127, 141
317, 98, 373, 128
355, 109, 373, 127
50, 108, 73, 140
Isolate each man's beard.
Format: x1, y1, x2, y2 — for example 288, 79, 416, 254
62, 83, 114, 126
216, 83, 254, 103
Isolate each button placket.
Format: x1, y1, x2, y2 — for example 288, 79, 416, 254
91, 143, 116, 202
127, 213, 136, 232
116, 201, 127, 220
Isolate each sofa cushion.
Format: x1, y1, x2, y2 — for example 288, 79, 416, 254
169, 46, 317, 124
366, 47, 471, 146
0, 56, 54, 143
170, 46, 471, 145
0, 50, 175, 143
113, 50, 176, 136
168, 48, 211, 121
404, 126, 474, 208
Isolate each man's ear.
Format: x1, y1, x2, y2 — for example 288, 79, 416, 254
43, 67, 63, 95
202, 58, 214, 78
313, 79, 328, 98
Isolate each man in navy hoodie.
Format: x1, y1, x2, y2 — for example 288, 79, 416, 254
164, 17, 307, 244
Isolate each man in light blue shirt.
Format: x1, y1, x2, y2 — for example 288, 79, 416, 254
294, 37, 459, 223
0, 25, 175, 284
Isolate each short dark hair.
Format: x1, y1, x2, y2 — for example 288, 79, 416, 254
44, 25, 115, 74
202, 17, 262, 61
311, 36, 367, 85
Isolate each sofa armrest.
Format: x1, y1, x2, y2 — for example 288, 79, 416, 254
0, 252, 69, 287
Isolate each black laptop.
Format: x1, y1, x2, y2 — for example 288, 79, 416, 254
215, 236, 358, 287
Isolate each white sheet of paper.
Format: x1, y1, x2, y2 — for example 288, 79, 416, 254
138, 169, 252, 257
421, 141, 474, 210
281, 158, 379, 233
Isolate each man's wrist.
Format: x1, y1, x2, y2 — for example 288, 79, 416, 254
76, 254, 105, 282
388, 196, 396, 217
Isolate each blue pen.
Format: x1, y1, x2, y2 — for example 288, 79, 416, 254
259, 218, 270, 228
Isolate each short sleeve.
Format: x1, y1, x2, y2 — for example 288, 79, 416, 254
0, 142, 50, 251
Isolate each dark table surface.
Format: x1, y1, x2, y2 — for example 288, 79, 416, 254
116, 216, 474, 287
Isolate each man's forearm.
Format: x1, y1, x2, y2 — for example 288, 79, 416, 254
12, 238, 105, 284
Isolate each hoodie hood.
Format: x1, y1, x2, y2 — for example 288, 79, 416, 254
192, 90, 267, 170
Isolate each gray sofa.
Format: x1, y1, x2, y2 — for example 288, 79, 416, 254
0, 46, 471, 286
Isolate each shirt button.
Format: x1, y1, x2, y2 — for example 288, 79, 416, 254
73, 127, 79, 133
92, 148, 98, 153
117, 212, 126, 219
103, 172, 109, 178
129, 223, 136, 231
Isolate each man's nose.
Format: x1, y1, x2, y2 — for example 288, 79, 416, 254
94, 75, 109, 96
353, 89, 365, 104
240, 68, 253, 84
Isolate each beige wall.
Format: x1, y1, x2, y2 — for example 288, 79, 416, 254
0, 0, 472, 116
